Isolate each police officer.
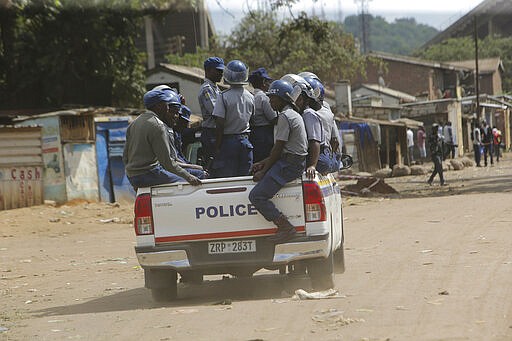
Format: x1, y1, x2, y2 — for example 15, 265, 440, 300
303, 76, 341, 174
299, 71, 344, 170
210, 60, 254, 178
283, 74, 325, 179
248, 67, 277, 162
123, 89, 202, 190
152, 85, 207, 179
198, 56, 224, 169
249, 80, 308, 243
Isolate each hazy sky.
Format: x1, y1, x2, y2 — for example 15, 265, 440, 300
207, 0, 485, 32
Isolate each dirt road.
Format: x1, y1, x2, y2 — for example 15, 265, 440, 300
2, 156, 512, 340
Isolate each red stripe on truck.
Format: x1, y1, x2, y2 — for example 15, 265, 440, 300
155, 226, 306, 243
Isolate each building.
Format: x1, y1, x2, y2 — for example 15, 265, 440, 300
423, 0, 512, 48
449, 58, 505, 96
352, 52, 470, 102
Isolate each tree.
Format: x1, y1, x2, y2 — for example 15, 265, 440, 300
166, 10, 369, 86
415, 36, 512, 93
0, 0, 195, 109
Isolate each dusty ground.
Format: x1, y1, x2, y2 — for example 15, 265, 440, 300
1, 154, 512, 341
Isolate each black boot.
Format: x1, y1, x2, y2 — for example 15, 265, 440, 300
268, 214, 296, 243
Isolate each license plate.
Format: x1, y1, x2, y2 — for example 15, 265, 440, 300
208, 240, 256, 254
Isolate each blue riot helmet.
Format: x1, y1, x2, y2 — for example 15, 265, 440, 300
223, 60, 249, 85
266, 80, 295, 104
303, 76, 324, 102
280, 73, 314, 101
298, 71, 321, 82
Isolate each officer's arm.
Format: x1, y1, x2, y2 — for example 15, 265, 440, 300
202, 87, 216, 115
306, 140, 320, 179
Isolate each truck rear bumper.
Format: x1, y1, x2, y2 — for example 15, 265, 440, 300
135, 235, 329, 271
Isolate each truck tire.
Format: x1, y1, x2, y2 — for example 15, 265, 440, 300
145, 269, 178, 302
307, 253, 334, 290
334, 245, 345, 274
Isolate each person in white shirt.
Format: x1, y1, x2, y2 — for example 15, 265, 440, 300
406, 128, 414, 164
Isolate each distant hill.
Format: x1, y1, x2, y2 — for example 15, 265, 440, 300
343, 15, 439, 55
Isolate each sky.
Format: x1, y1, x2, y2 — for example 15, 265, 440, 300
206, 0, 485, 33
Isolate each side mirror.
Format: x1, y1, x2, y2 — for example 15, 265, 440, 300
340, 154, 353, 169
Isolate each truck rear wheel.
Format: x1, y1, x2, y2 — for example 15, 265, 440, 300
307, 253, 334, 290
145, 269, 178, 302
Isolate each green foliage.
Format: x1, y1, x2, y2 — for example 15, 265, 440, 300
0, 0, 195, 109
212, 11, 367, 86
416, 36, 512, 93
344, 14, 438, 55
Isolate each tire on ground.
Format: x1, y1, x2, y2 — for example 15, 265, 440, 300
307, 253, 335, 290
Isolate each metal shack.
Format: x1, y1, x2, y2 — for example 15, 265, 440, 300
0, 126, 44, 210
16, 110, 99, 204
95, 116, 135, 203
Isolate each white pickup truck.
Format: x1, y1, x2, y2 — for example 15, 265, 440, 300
133, 156, 352, 301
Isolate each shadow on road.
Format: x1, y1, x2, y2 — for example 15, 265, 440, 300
32, 273, 312, 317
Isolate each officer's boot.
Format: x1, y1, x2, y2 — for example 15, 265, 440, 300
268, 214, 296, 243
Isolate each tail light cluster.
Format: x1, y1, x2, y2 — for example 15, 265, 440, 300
134, 193, 154, 235
303, 181, 326, 222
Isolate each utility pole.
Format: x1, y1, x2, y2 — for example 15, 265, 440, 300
474, 15, 480, 121
355, 0, 372, 54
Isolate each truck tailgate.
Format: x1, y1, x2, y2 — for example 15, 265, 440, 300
150, 176, 305, 243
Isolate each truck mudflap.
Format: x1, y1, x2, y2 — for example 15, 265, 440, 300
135, 233, 329, 271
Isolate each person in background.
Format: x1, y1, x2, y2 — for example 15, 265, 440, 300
211, 60, 254, 178
406, 127, 414, 165
493, 126, 502, 162
417, 125, 426, 164
427, 123, 446, 186
248, 67, 277, 162
443, 121, 455, 159
123, 89, 201, 190
249, 80, 307, 243
198, 56, 224, 169
481, 120, 494, 167
472, 121, 482, 167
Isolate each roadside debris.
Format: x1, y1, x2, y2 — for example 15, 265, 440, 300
337, 174, 398, 196
293, 288, 345, 300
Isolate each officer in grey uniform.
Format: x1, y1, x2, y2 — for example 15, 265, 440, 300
303, 76, 341, 174
198, 57, 224, 169
248, 67, 277, 162
249, 80, 307, 243
211, 60, 254, 178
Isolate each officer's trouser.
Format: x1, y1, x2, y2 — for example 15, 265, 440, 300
211, 134, 253, 178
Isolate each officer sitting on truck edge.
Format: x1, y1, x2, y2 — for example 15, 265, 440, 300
249, 79, 308, 243
122, 88, 202, 190
248, 67, 277, 163
198, 56, 224, 170
210, 60, 254, 178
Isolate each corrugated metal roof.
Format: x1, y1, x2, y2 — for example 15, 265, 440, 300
359, 84, 417, 102
448, 58, 504, 73
0, 126, 43, 167
369, 52, 470, 71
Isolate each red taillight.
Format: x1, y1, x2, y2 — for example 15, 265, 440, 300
134, 194, 154, 235
303, 181, 326, 222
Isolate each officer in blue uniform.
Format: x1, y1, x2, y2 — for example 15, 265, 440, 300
211, 60, 254, 178
248, 67, 277, 162
249, 80, 308, 243
198, 57, 224, 169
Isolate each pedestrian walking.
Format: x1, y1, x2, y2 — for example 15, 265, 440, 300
417, 125, 426, 164
481, 120, 494, 167
472, 122, 482, 167
427, 124, 447, 186
407, 127, 415, 164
